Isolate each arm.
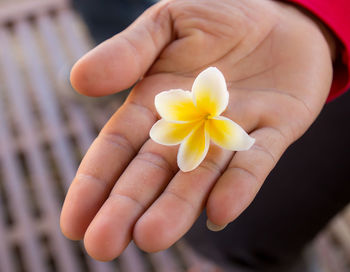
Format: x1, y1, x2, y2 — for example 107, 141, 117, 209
285, 0, 350, 100
61, 0, 337, 261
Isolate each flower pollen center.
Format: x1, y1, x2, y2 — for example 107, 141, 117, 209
204, 113, 211, 120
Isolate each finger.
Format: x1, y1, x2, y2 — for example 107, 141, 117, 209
60, 75, 191, 241
83, 140, 178, 261
60, 100, 155, 240
133, 144, 233, 253
70, 1, 172, 96
206, 126, 289, 228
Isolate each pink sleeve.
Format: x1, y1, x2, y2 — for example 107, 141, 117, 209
284, 0, 350, 101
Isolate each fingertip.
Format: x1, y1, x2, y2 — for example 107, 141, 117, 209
83, 230, 121, 262
206, 219, 227, 232
60, 201, 86, 241
83, 215, 130, 262
134, 192, 196, 253
206, 173, 259, 227
69, 58, 91, 96
133, 214, 171, 253
69, 52, 116, 97
69, 39, 139, 97
59, 211, 84, 241
206, 195, 234, 227
59, 178, 106, 242
83, 194, 142, 261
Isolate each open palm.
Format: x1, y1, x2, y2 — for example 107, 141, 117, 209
60, 0, 334, 261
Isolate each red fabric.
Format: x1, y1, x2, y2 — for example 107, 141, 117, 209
284, 0, 350, 101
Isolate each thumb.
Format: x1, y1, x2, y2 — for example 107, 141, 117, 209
70, 2, 172, 96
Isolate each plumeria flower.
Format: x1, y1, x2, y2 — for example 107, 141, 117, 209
150, 67, 255, 172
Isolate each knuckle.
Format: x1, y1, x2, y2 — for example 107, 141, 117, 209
164, 189, 195, 211
98, 131, 136, 154
128, 100, 158, 123
227, 165, 261, 186
75, 173, 110, 190
136, 151, 176, 174
198, 158, 224, 176
257, 126, 289, 155
251, 141, 277, 165
109, 191, 145, 210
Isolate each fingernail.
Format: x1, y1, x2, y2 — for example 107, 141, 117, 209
206, 219, 227, 232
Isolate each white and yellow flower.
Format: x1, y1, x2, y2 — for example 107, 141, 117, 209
150, 67, 255, 172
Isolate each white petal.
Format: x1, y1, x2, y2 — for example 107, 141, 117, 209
207, 116, 255, 151
155, 89, 203, 122
192, 67, 229, 116
177, 122, 209, 172
150, 119, 198, 146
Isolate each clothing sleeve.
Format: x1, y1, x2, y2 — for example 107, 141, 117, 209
283, 0, 350, 101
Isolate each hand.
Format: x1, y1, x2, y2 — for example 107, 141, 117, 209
60, 0, 334, 261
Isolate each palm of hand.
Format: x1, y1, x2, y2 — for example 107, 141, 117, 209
61, 0, 333, 261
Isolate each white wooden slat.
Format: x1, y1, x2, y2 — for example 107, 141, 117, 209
330, 218, 350, 260
119, 243, 148, 272
0, 90, 24, 272
36, 13, 95, 153
16, 19, 77, 190
0, 204, 14, 272
175, 241, 221, 272
149, 249, 183, 272
315, 233, 349, 272
56, 9, 91, 61
36, 13, 116, 272
0, 25, 80, 272
0, 0, 68, 24
0, 29, 49, 272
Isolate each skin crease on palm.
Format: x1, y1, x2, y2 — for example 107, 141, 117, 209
60, 0, 336, 262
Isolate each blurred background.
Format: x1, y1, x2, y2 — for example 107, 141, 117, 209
0, 0, 349, 271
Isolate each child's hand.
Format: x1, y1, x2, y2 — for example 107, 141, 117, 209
60, 0, 334, 261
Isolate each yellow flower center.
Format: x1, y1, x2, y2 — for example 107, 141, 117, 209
203, 113, 211, 120
150, 67, 255, 172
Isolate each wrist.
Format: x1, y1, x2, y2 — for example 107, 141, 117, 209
289, 3, 338, 62
274, 0, 337, 62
